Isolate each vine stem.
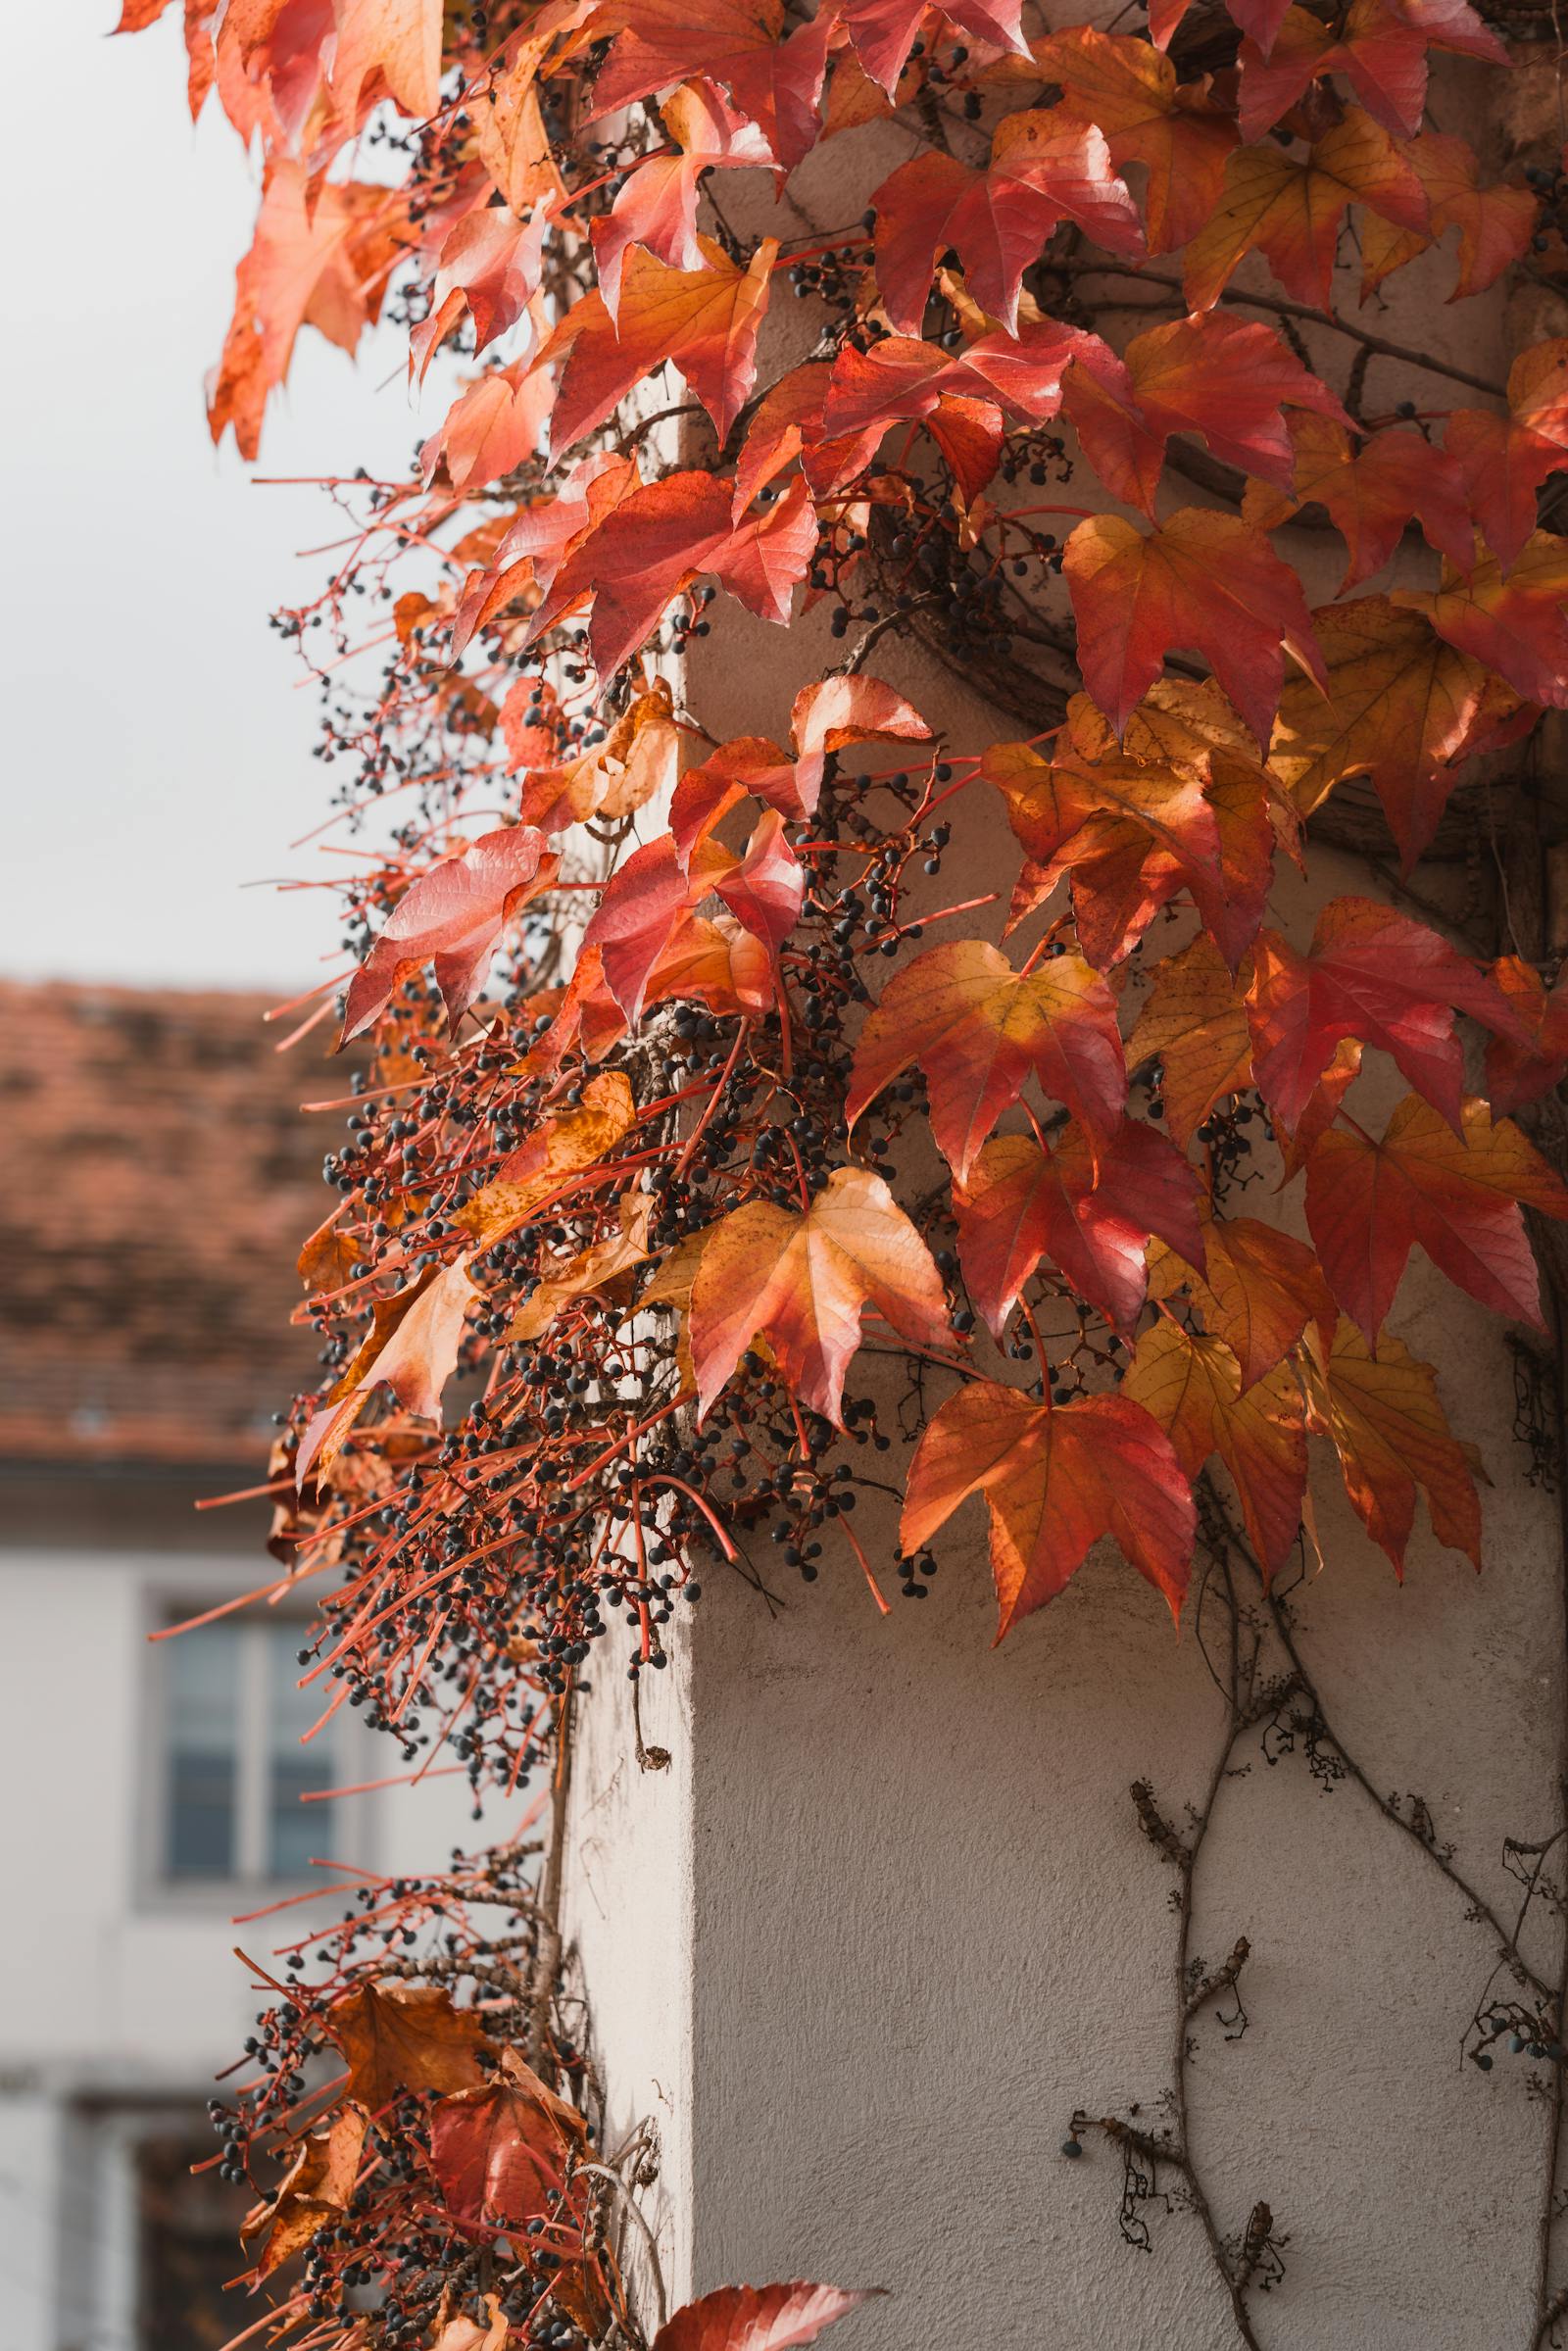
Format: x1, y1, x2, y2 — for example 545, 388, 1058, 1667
1251, 1570, 1554, 2003
1168, 1548, 1267, 2351
1056, 261, 1508, 399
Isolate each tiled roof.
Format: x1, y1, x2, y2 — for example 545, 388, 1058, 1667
0, 981, 337, 1466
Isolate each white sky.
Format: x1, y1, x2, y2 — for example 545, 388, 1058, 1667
2, 7, 451, 992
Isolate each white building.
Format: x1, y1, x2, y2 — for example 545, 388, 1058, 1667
0, 984, 466, 2351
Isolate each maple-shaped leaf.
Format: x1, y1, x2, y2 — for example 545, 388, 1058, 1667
324, 1983, 491, 2110
243, 2104, 368, 2278
1301, 1319, 1482, 1571
1064, 509, 1325, 747
527, 470, 815, 677
1237, 0, 1504, 142
1396, 533, 1568, 710
208, 162, 410, 459
455, 1073, 638, 1247
1446, 341, 1568, 570
1485, 955, 1568, 1114
1304, 1093, 1568, 1338
1182, 107, 1427, 313
688, 1166, 953, 1424
578, 822, 799, 1021
547, 236, 776, 453
847, 938, 1126, 1180
652, 2282, 876, 2351
980, 732, 1268, 968
1032, 26, 1237, 256
647, 912, 775, 1024
901, 1381, 1195, 1637
509, 1196, 656, 1341
732, 364, 883, 511
1151, 1215, 1335, 1387
587, 0, 830, 168
870, 122, 1142, 337
1360, 129, 1536, 300
341, 827, 560, 1044
472, 15, 582, 212
430, 2051, 588, 2227
1245, 895, 1524, 1132
412, 194, 556, 380
1243, 416, 1473, 590
671, 675, 932, 858
819, 320, 1102, 442
298, 1259, 478, 1485
1267, 596, 1521, 872
839, 0, 1027, 95
327, 0, 442, 121
421, 350, 558, 494
983, 735, 1221, 888
1126, 934, 1254, 1149
1065, 313, 1348, 515
512, 676, 677, 829
955, 1118, 1204, 1338
591, 82, 774, 314
1123, 1319, 1306, 1577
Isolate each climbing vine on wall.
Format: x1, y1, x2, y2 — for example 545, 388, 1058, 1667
121, 0, 1568, 2339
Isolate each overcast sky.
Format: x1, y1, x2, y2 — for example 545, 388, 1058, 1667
3, 7, 449, 992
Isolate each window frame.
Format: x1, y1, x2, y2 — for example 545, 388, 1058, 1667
139, 1578, 347, 1905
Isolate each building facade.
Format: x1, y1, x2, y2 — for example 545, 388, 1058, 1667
0, 984, 465, 2350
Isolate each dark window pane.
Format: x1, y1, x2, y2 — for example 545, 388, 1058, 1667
268, 1627, 329, 1878
166, 1626, 239, 1879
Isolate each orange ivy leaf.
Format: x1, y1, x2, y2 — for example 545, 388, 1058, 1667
527, 469, 816, 676
1151, 1215, 1335, 1387
652, 2282, 877, 2351
455, 1073, 638, 1247
688, 1165, 953, 1423
1446, 341, 1568, 570
591, 82, 775, 313
1398, 532, 1568, 709
586, 0, 831, 168
1065, 314, 1348, 516
901, 1380, 1195, 1637
847, 937, 1126, 1180
1267, 596, 1522, 871
838, 0, 1028, 94
324, 1983, 491, 2110
869, 122, 1142, 337
1485, 955, 1568, 1114
340, 826, 561, 1044
1304, 1093, 1568, 1337
954, 1117, 1204, 1338
1245, 895, 1525, 1132
1123, 1319, 1306, 1577
429, 2050, 588, 2228
548, 236, 778, 453
1063, 508, 1325, 746
297, 1259, 478, 1484
1126, 933, 1255, 1149
1301, 1319, 1483, 1572
1032, 26, 1238, 255
1243, 415, 1473, 590
1237, 0, 1503, 142
243, 2104, 369, 2278
1182, 107, 1427, 312
1360, 129, 1536, 299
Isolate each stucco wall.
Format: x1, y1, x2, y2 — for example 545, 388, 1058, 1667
559, 43, 1568, 2351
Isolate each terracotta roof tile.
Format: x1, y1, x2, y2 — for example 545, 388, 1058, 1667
0, 981, 339, 1465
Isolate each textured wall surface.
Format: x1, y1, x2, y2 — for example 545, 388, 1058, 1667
559, 43, 1568, 2350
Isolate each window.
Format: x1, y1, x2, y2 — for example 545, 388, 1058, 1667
162, 1616, 333, 1884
